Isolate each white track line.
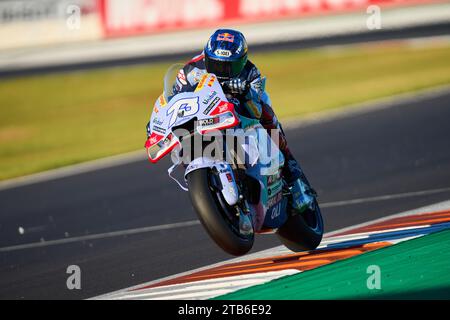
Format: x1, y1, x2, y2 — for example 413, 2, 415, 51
97, 219, 450, 299
99, 223, 448, 300
112, 270, 299, 300
0, 220, 200, 253
2, 189, 450, 253
283, 84, 450, 129
0, 150, 146, 191
320, 187, 450, 208
91, 199, 450, 299
325, 199, 450, 237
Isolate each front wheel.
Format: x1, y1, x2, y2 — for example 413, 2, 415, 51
186, 168, 254, 256
276, 199, 324, 252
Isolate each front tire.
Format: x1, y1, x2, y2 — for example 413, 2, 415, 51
276, 199, 323, 252
186, 168, 254, 256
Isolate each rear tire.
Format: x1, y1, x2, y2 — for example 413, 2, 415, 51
186, 168, 254, 256
276, 199, 323, 252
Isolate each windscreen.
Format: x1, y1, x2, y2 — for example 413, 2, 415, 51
163, 63, 185, 102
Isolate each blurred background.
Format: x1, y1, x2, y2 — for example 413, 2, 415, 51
1, 0, 450, 299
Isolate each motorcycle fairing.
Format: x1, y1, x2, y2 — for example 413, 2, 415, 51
185, 158, 240, 206
235, 116, 288, 230
146, 72, 288, 231
145, 73, 239, 163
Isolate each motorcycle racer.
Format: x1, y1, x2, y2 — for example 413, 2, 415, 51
159, 29, 316, 212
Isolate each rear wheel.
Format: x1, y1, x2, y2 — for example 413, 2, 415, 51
186, 168, 254, 256
276, 199, 323, 252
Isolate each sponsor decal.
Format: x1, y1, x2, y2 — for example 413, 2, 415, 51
218, 103, 230, 113
202, 90, 217, 105
226, 173, 233, 182
267, 192, 282, 208
236, 43, 243, 54
152, 118, 164, 126
153, 125, 166, 135
203, 97, 221, 115
187, 68, 205, 86
158, 94, 167, 107
210, 101, 232, 116
267, 172, 281, 185
269, 180, 283, 195
197, 118, 215, 126
177, 69, 187, 85
207, 75, 216, 87
214, 49, 231, 57
217, 32, 234, 42
149, 132, 163, 145
271, 203, 282, 219
149, 137, 157, 144
163, 133, 173, 146
194, 74, 209, 92
166, 96, 200, 128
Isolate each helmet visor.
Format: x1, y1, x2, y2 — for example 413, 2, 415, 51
205, 55, 247, 80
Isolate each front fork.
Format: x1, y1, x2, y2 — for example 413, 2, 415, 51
184, 158, 255, 236
213, 168, 254, 236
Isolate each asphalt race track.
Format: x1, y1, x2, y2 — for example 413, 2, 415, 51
1, 90, 450, 299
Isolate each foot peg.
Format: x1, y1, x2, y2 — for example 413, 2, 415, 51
289, 178, 315, 213
239, 211, 254, 235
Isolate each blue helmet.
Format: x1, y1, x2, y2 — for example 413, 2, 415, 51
204, 29, 248, 80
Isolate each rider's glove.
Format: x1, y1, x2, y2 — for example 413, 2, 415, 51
222, 78, 248, 95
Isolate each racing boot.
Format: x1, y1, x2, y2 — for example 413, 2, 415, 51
280, 142, 317, 213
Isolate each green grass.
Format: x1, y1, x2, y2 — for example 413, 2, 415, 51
213, 230, 450, 300
1, 41, 450, 180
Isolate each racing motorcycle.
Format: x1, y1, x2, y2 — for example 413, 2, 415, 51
145, 64, 323, 256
